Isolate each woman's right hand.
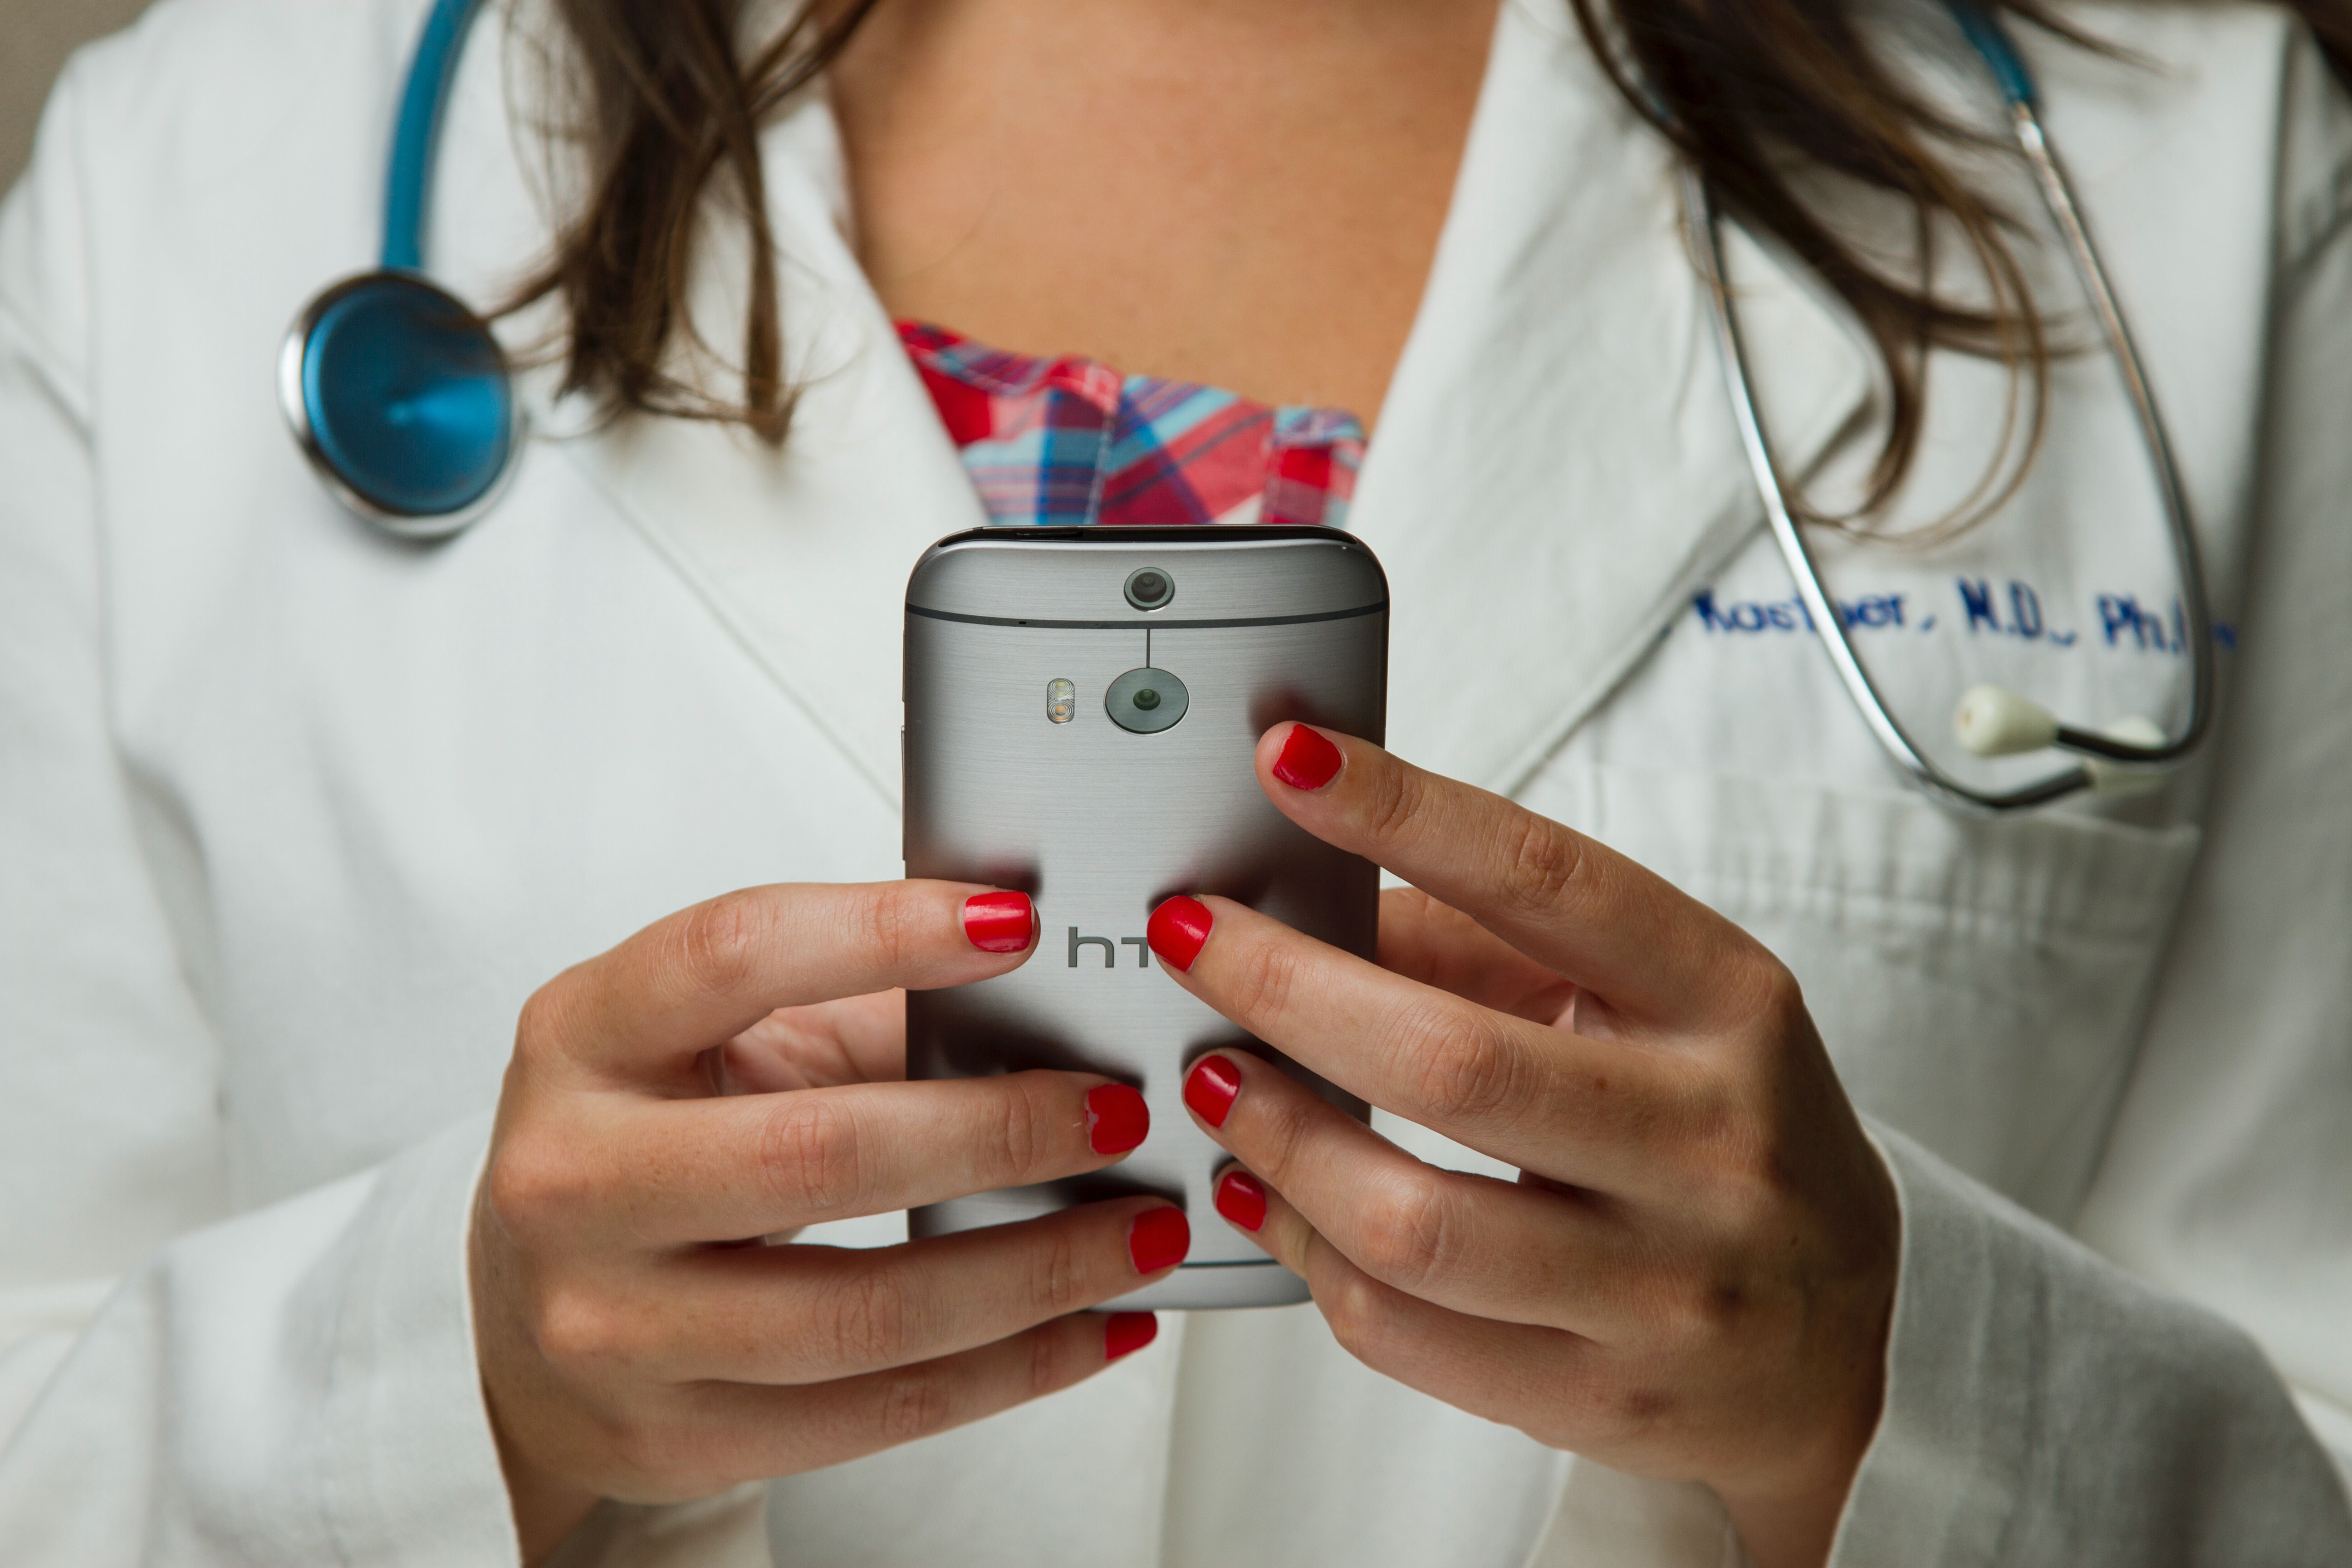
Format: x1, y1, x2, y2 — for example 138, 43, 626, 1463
470, 881, 1186, 1560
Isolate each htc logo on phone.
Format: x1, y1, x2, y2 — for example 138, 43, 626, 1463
1068, 928, 1151, 969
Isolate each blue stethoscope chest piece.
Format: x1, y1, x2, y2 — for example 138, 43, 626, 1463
280, 0, 515, 539
283, 270, 517, 534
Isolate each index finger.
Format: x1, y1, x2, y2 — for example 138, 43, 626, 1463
1150, 894, 1693, 1186
534, 881, 1038, 1083
1256, 726, 1752, 1027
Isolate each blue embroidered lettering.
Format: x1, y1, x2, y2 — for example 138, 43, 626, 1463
1692, 590, 1735, 633
1958, 578, 1999, 633
2008, 581, 2043, 639
2097, 593, 2147, 649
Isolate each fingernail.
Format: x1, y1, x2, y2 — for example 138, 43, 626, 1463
1085, 1084, 1149, 1156
962, 890, 1035, 953
1104, 1311, 1158, 1362
1127, 1206, 1191, 1274
1270, 724, 1344, 791
1183, 1054, 1242, 1128
1147, 895, 1212, 971
1214, 1170, 1268, 1232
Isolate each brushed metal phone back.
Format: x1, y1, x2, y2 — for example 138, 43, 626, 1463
903, 526, 1388, 1310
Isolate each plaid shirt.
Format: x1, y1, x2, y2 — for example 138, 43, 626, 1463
900, 322, 1365, 530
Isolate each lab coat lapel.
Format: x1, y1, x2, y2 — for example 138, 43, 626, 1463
549, 0, 1875, 813
1353, 0, 1873, 796
556, 99, 982, 810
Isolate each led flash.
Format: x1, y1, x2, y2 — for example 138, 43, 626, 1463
1047, 678, 1077, 724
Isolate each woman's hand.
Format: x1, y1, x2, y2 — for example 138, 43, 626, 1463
1149, 726, 1898, 1568
473, 881, 1186, 1562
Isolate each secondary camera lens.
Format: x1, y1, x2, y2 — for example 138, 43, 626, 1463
1124, 568, 1173, 611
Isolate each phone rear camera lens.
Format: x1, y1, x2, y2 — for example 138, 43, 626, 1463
1124, 568, 1173, 611
1106, 666, 1188, 734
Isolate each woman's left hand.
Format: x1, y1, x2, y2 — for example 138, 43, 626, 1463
1147, 725, 1899, 1568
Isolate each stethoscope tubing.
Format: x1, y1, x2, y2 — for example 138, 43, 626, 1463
1687, 14, 2215, 813
384, 0, 485, 274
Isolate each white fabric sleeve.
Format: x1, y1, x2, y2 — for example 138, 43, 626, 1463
0, 59, 517, 1567
1833, 29, 2352, 1564
1835, 1127, 2351, 1564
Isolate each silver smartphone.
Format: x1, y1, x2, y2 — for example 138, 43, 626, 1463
901, 525, 1389, 1309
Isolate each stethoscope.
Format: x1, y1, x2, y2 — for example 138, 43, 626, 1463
284, 0, 2211, 812
280, 0, 513, 538
1687, 7, 2215, 811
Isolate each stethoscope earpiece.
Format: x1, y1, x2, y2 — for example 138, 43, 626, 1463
280, 270, 519, 538
1954, 685, 2171, 796
1953, 684, 2059, 757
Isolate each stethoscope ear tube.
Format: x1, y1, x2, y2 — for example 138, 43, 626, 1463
1684, 44, 2215, 812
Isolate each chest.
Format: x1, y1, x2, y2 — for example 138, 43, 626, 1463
827, 0, 1500, 418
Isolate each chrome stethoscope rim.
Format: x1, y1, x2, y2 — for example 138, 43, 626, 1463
278, 270, 529, 542
1686, 86, 2217, 814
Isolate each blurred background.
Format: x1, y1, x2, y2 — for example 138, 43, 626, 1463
3, 0, 154, 191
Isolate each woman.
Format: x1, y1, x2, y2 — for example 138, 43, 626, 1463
2, 0, 2348, 1562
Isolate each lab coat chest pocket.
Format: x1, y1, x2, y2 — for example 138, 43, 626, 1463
1526, 765, 2202, 1223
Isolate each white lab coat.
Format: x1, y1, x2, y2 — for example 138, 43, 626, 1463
2, 0, 2348, 1561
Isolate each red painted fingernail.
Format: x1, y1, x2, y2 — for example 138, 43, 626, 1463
1127, 1206, 1191, 1274
1214, 1170, 1268, 1232
1104, 1311, 1158, 1362
1271, 724, 1344, 791
1184, 1054, 1242, 1128
962, 890, 1035, 953
1085, 1084, 1149, 1156
1147, 896, 1212, 971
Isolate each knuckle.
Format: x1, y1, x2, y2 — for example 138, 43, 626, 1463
1028, 1224, 1087, 1317
533, 1284, 639, 1376
1246, 1078, 1323, 1188
1356, 756, 1425, 846
484, 1134, 595, 1240
1227, 933, 1307, 1023
861, 883, 924, 975
873, 1362, 959, 1443
756, 1095, 867, 1218
1575, 1369, 1679, 1449
670, 890, 769, 1000
1721, 948, 1806, 1034
1496, 813, 1589, 919
991, 1082, 1050, 1186
1352, 1173, 1455, 1293
1396, 1006, 1523, 1126
1634, 1253, 1748, 1361
1026, 1323, 1066, 1400
1679, 1079, 1799, 1216
820, 1265, 915, 1368
512, 984, 572, 1064
1317, 1267, 1404, 1367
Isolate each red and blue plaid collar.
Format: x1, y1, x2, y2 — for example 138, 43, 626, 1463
900, 322, 1365, 530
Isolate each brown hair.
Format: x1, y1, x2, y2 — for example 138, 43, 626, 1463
509, 0, 2352, 524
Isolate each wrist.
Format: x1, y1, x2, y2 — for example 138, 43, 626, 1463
1711, 1339, 1887, 1568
